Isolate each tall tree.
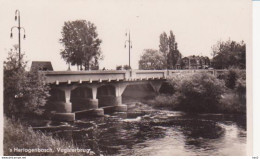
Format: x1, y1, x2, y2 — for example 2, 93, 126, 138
212, 40, 246, 69
139, 49, 165, 70
159, 32, 168, 69
60, 20, 102, 70
168, 31, 175, 69
159, 31, 182, 69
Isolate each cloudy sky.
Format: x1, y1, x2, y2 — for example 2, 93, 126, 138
0, 0, 251, 70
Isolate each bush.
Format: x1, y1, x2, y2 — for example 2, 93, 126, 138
147, 94, 179, 108
149, 71, 246, 114
4, 47, 50, 119
219, 68, 246, 90
219, 93, 246, 114
4, 117, 95, 156
167, 73, 226, 112
225, 69, 239, 89
218, 68, 246, 108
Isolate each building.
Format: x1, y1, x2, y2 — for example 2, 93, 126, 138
181, 55, 210, 69
31, 61, 53, 71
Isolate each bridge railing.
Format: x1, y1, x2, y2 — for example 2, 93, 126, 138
44, 70, 127, 84
43, 69, 230, 84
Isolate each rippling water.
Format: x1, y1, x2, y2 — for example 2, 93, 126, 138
33, 102, 247, 156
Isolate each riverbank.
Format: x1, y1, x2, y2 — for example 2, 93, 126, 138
144, 91, 246, 114
144, 71, 246, 114
3, 116, 96, 156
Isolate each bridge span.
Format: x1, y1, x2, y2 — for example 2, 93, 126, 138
43, 69, 225, 121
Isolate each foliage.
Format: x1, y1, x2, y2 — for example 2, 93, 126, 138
159, 32, 169, 68
218, 68, 246, 107
116, 65, 131, 70
224, 69, 239, 89
149, 71, 246, 114
212, 40, 246, 69
148, 94, 179, 108
235, 74, 246, 98
218, 68, 246, 91
4, 117, 95, 156
139, 31, 182, 70
123, 65, 131, 70
4, 46, 50, 119
158, 31, 182, 69
116, 65, 122, 70
219, 92, 246, 114
139, 49, 166, 70
60, 20, 102, 70
167, 73, 226, 112
168, 31, 182, 68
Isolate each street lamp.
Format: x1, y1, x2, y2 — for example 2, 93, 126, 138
189, 57, 191, 70
10, 10, 26, 67
124, 30, 132, 69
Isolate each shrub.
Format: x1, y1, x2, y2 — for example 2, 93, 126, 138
225, 69, 239, 89
218, 68, 246, 108
219, 93, 246, 114
220, 68, 246, 90
4, 47, 50, 119
4, 117, 95, 156
168, 73, 225, 112
148, 94, 179, 108
235, 76, 246, 100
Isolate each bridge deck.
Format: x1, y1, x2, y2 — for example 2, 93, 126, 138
43, 69, 227, 84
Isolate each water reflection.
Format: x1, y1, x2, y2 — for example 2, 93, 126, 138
33, 102, 246, 156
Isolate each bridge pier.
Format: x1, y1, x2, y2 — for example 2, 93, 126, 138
97, 83, 128, 113
71, 86, 99, 111
72, 85, 104, 118
50, 86, 75, 121
149, 81, 163, 94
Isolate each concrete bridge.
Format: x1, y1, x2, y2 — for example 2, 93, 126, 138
44, 69, 226, 121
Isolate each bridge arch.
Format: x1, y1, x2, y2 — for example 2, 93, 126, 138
71, 86, 93, 99
97, 84, 122, 107
49, 88, 65, 102
159, 82, 174, 94
97, 85, 116, 98
70, 86, 98, 111
46, 87, 72, 113
122, 83, 156, 102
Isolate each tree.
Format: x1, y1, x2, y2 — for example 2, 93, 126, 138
159, 31, 182, 69
139, 49, 165, 70
159, 32, 169, 68
211, 40, 246, 69
60, 20, 102, 70
116, 65, 131, 70
4, 46, 50, 119
123, 65, 131, 70
116, 65, 122, 70
168, 31, 182, 69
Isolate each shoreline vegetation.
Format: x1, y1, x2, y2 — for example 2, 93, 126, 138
4, 117, 96, 156
145, 69, 246, 114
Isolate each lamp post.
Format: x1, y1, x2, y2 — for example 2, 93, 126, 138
124, 30, 132, 69
189, 57, 191, 70
10, 10, 26, 67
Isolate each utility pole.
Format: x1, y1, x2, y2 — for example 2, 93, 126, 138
10, 10, 26, 67
125, 30, 132, 69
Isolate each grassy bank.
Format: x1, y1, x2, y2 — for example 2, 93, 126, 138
4, 116, 95, 156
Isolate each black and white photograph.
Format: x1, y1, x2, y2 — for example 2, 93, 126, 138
0, 0, 252, 156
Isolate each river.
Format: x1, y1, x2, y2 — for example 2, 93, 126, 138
33, 101, 247, 156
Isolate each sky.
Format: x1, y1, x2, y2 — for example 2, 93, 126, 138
0, 0, 251, 71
